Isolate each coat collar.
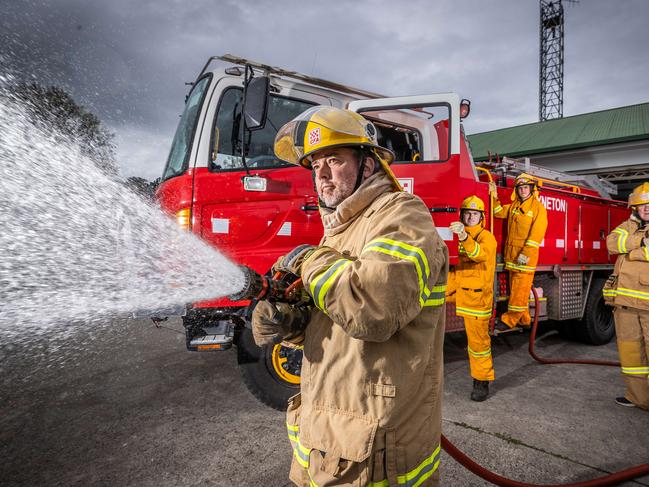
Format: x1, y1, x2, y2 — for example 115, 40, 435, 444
319, 173, 395, 237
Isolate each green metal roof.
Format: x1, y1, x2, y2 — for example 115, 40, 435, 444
467, 102, 649, 161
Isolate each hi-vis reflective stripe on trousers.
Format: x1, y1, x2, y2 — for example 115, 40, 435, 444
468, 345, 492, 358
508, 304, 528, 312
309, 259, 353, 311
622, 366, 649, 376
456, 306, 492, 318
612, 227, 630, 253
288, 423, 440, 487
362, 238, 446, 307
505, 261, 536, 272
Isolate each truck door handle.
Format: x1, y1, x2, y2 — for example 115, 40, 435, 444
302, 197, 319, 212
430, 206, 458, 213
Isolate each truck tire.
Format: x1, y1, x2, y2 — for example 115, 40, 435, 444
577, 277, 615, 345
236, 327, 301, 411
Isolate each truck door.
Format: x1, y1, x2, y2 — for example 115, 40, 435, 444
193, 82, 331, 280
348, 94, 462, 243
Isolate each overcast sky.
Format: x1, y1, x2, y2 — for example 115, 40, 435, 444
2, 0, 648, 180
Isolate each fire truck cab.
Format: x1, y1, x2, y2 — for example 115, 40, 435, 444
156, 55, 629, 410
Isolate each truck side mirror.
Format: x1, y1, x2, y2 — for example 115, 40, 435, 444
243, 76, 270, 131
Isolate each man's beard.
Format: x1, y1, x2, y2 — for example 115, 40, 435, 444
318, 179, 356, 208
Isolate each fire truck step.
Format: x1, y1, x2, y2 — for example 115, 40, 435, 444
189, 333, 233, 350
492, 325, 524, 336
188, 322, 235, 351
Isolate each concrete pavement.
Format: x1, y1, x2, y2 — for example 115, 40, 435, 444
1, 318, 647, 486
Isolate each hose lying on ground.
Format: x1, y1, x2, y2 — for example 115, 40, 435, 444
441, 288, 649, 486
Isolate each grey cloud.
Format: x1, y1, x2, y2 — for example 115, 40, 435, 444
1, 0, 648, 178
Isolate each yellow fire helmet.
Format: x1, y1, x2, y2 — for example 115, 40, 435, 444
512, 173, 539, 201
460, 195, 485, 212
460, 195, 485, 227
273, 106, 401, 190
628, 181, 649, 207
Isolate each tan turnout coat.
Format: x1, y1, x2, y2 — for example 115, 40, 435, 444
605, 216, 649, 311
287, 173, 448, 487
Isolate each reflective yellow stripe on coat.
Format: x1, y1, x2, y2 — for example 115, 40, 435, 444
287, 422, 311, 469
615, 287, 649, 302
309, 259, 353, 312
612, 227, 630, 254
288, 422, 440, 487
460, 241, 481, 259
363, 238, 446, 308
368, 445, 442, 487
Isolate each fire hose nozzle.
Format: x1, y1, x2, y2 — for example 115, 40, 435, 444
227, 265, 309, 305
228, 265, 267, 302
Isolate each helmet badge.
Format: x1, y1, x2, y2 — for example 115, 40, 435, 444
308, 127, 321, 146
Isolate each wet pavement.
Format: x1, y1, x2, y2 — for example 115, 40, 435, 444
1, 318, 647, 486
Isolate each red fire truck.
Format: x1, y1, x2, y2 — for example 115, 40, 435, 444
156, 55, 628, 410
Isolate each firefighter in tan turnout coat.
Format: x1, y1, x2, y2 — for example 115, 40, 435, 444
605, 181, 649, 410
252, 106, 448, 486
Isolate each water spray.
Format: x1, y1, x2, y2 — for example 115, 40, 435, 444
0, 78, 243, 348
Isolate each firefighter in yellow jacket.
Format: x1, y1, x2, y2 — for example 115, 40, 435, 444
489, 174, 548, 331
605, 181, 649, 410
447, 195, 497, 401
252, 106, 448, 486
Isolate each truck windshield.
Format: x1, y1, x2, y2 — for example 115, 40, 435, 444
211, 88, 315, 171
162, 75, 212, 181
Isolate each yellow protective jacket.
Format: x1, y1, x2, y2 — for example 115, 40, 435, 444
493, 194, 548, 273
605, 216, 649, 311
288, 173, 448, 487
448, 225, 497, 319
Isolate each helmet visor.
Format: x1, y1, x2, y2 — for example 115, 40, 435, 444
274, 106, 377, 165
629, 191, 649, 207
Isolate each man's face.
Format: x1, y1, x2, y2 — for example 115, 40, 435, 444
637, 203, 649, 222
516, 184, 532, 200
311, 148, 373, 208
462, 210, 482, 227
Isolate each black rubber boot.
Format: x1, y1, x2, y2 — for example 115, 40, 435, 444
471, 379, 490, 402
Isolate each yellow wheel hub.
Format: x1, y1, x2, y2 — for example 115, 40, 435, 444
271, 344, 302, 384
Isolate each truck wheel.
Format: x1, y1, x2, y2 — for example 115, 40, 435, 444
237, 327, 301, 411
577, 277, 615, 345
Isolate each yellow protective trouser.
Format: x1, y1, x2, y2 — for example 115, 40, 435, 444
501, 271, 535, 328
464, 317, 494, 381
614, 307, 649, 410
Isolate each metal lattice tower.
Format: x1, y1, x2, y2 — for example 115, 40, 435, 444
539, 0, 565, 121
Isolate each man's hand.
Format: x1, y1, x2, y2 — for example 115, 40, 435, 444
449, 221, 468, 241
273, 244, 317, 276
488, 181, 498, 199
251, 301, 309, 347
516, 253, 530, 265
